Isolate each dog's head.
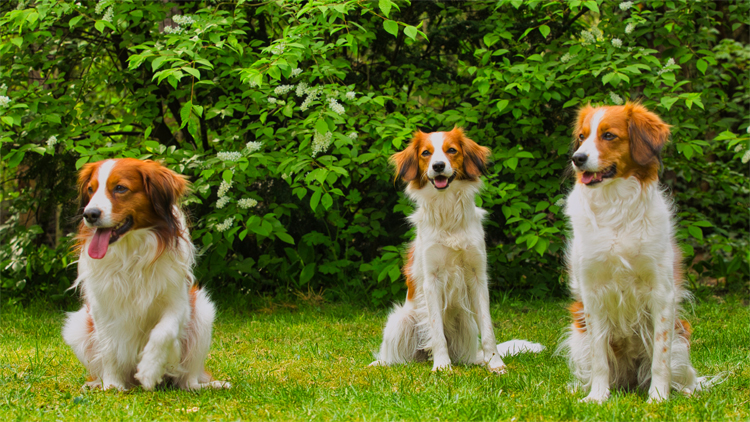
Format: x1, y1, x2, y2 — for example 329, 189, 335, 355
390, 128, 491, 191
571, 103, 670, 187
77, 158, 188, 259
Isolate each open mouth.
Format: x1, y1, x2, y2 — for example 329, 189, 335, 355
429, 174, 455, 190
87, 216, 133, 259
580, 164, 617, 186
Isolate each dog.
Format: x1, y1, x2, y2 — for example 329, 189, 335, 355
370, 128, 544, 373
560, 103, 710, 403
63, 158, 229, 391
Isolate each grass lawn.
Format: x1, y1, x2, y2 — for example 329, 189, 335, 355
1, 296, 748, 421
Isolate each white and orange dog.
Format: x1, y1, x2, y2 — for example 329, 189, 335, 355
561, 103, 710, 403
371, 128, 544, 373
63, 159, 229, 391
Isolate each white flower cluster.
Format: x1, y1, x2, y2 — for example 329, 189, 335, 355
612, 38, 622, 48
296, 82, 309, 97
347, 131, 358, 140
246, 141, 262, 153
218, 180, 232, 196
554, 198, 566, 207
274, 85, 294, 95
216, 196, 230, 209
164, 26, 183, 35
561, 53, 572, 63
312, 131, 333, 157
246, 80, 258, 88
609, 91, 624, 105
625, 23, 636, 34
742, 149, 750, 164
47, 135, 59, 147
238, 198, 258, 209
657, 57, 677, 75
218, 151, 242, 162
268, 97, 278, 104
581, 30, 595, 45
619, 1, 634, 10
172, 15, 195, 26
300, 87, 320, 112
95, 0, 111, 14
281, 173, 289, 180
216, 217, 234, 232
328, 98, 345, 115
0, 95, 10, 108
345, 91, 356, 100
271, 43, 285, 55
102, 7, 114, 23
291, 68, 303, 77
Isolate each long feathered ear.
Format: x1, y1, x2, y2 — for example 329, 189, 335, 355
140, 161, 189, 240
390, 132, 422, 182
456, 128, 491, 178
77, 162, 97, 214
627, 102, 671, 166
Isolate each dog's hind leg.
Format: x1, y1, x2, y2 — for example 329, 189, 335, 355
370, 301, 421, 366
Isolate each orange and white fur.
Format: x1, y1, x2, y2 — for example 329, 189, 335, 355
560, 103, 709, 403
63, 159, 229, 391
371, 128, 544, 373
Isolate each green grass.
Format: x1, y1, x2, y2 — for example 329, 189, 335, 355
1, 297, 748, 421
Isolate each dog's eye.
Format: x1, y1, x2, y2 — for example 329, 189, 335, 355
602, 132, 616, 141
578, 134, 585, 140
87, 186, 93, 194
421, 150, 431, 157
446, 148, 457, 154
114, 185, 128, 194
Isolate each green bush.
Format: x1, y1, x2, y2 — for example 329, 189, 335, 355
1, 0, 747, 305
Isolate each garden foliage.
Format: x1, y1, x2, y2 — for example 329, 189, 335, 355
0, 0, 748, 304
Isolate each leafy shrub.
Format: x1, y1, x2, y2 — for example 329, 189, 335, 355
0, 0, 747, 305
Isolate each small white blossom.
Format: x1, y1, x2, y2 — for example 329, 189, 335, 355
238, 198, 258, 209
218, 180, 232, 197
172, 15, 195, 26
345, 91, 356, 100
609, 92, 624, 105
95, 0, 110, 14
0, 95, 10, 107
581, 30, 595, 45
164, 26, 183, 35
734, 145, 743, 152
328, 98, 345, 115
742, 150, 750, 164
218, 151, 242, 162
665, 57, 676, 67
246, 141, 262, 153
300, 88, 320, 112
274, 85, 294, 95
554, 198, 566, 207
291, 68, 303, 77
46, 136, 58, 147
625, 23, 636, 34
212, 138, 220, 143
270, 43, 285, 55
295, 82, 309, 97
657, 58, 678, 75
102, 7, 113, 23
0, 84, 6, 91
591, 27, 603, 39
75, 2, 81, 6
281, 173, 289, 180
216, 196, 230, 209
347, 131, 358, 140
311, 131, 333, 157
561, 53, 572, 63
215, 217, 234, 232
268, 97, 277, 104
611, 38, 622, 48
619, 1, 634, 10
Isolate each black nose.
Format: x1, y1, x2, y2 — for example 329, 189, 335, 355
572, 153, 588, 167
84, 208, 101, 223
432, 161, 445, 172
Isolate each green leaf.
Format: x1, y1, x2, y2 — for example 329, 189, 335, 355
484, 33, 500, 47
276, 232, 295, 244
315, 119, 329, 135
696, 59, 707, 75
152, 56, 169, 72
688, 225, 703, 241
321, 193, 333, 210
69, 15, 83, 29
310, 189, 322, 211
222, 170, 233, 183
496, 99, 509, 112
539, 25, 550, 38
75, 156, 89, 170
180, 101, 192, 128
383, 20, 398, 37
378, 0, 393, 18
404, 25, 418, 41
299, 263, 316, 285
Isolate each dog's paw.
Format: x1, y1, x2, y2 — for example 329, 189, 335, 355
208, 380, 231, 389
579, 391, 610, 404
487, 355, 507, 374
368, 360, 386, 367
432, 357, 452, 372
135, 363, 164, 391
88, 379, 127, 391
647, 390, 669, 403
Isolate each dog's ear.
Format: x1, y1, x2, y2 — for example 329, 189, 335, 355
390, 132, 422, 182
627, 102, 671, 166
140, 161, 189, 238
77, 162, 97, 213
455, 128, 490, 178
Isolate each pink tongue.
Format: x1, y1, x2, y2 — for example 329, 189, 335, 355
581, 172, 600, 185
434, 177, 449, 189
88, 228, 113, 259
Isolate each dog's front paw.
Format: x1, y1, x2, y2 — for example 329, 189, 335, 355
647, 387, 669, 403
487, 356, 507, 375
135, 362, 164, 391
368, 360, 386, 367
579, 390, 610, 404
89, 378, 127, 391
432, 356, 452, 372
